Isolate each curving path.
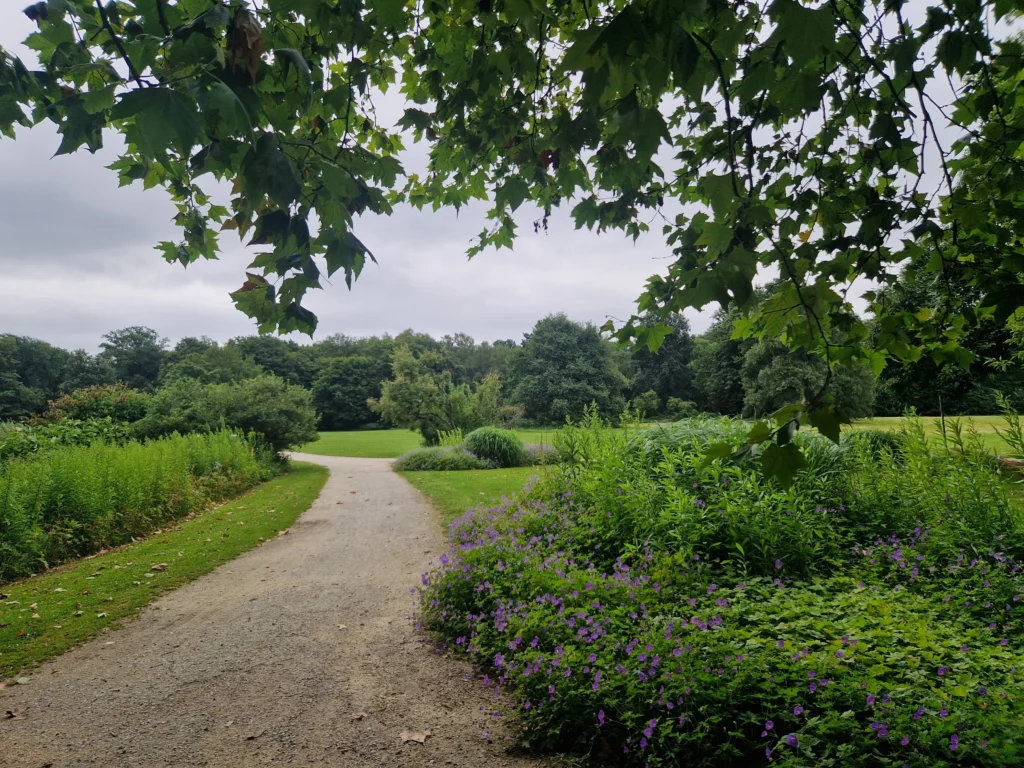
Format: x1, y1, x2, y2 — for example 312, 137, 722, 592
0, 454, 544, 768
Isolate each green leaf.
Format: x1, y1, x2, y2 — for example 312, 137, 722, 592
274, 49, 312, 114
206, 81, 253, 138
760, 441, 807, 488
111, 87, 202, 154
808, 406, 841, 444
242, 134, 302, 209
324, 230, 376, 289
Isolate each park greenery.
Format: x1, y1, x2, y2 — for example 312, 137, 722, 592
420, 413, 1024, 767
3, 0, 1024, 480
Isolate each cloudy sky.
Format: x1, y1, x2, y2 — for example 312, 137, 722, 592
0, 7, 711, 354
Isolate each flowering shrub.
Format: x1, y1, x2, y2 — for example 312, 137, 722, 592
419, 418, 1024, 766
523, 443, 559, 466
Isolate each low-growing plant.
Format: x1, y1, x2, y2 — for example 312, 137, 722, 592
419, 415, 1024, 767
0, 430, 274, 581
0, 418, 132, 461
392, 445, 493, 471
523, 443, 559, 466
465, 427, 528, 468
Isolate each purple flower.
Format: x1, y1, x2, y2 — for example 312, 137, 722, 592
777, 639, 785, 649
793, 706, 803, 716
1000, 638, 1009, 646
765, 747, 771, 758
901, 736, 909, 746
775, 559, 783, 569
950, 733, 958, 751
978, 686, 986, 696
809, 682, 817, 693
835, 650, 844, 658
913, 706, 925, 720
866, 694, 876, 706
765, 720, 773, 730
597, 710, 605, 727
786, 734, 798, 747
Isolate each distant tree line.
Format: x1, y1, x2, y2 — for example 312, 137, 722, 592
4, 271, 1023, 435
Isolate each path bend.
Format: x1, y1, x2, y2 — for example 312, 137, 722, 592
0, 454, 544, 768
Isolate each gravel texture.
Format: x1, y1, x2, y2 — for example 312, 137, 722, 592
0, 455, 548, 768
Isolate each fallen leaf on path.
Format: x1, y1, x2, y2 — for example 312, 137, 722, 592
29, 603, 37, 610
278, 529, 290, 536
53, 588, 65, 593
399, 730, 432, 744
245, 729, 265, 740
96, 612, 107, 618
15, 678, 30, 685
5, 710, 25, 720
150, 563, 168, 571
351, 712, 369, 721
31, 614, 40, 619
349, 490, 356, 494
337, 624, 347, 630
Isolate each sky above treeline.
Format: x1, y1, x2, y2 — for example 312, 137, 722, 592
0, 6, 712, 354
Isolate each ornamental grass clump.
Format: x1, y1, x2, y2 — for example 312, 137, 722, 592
419, 416, 1024, 767
465, 427, 528, 468
392, 445, 493, 471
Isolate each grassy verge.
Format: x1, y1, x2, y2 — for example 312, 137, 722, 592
299, 427, 559, 458
0, 461, 328, 678
399, 467, 543, 525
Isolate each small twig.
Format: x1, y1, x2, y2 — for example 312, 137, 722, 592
95, 0, 144, 86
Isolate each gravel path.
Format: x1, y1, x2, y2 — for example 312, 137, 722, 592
0, 454, 545, 768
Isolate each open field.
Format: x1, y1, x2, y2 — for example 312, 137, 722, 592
0, 462, 328, 677
398, 466, 543, 525
300, 427, 559, 458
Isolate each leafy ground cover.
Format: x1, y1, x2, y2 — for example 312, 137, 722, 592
0, 462, 327, 678
399, 468, 542, 526
419, 418, 1024, 767
300, 428, 558, 458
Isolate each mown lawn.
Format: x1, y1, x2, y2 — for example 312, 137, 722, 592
399, 467, 544, 525
0, 462, 328, 678
300, 427, 559, 458
853, 415, 1017, 454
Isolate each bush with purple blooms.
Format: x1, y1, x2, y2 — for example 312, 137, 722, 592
392, 444, 494, 471
419, 416, 1024, 766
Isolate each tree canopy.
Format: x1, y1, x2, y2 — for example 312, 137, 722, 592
3, 0, 1023, 479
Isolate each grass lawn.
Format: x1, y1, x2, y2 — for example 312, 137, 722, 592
853, 415, 1017, 454
0, 461, 328, 678
300, 427, 559, 458
399, 467, 544, 525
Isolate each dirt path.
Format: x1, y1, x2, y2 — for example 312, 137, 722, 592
0, 455, 546, 768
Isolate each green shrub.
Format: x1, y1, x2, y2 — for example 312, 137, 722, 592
392, 445, 492, 471
38, 383, 151, 424
665, 397, 698, 419
135, 374, 318, 452
420, 415, 1024, 767
843, 428, 906, 460
0, 418, 132, 461
464, 427, 527, 468
523, 443, 559, 465
631, 390, 661, 418
437, 428, 464, 447
0, 431, 273, 580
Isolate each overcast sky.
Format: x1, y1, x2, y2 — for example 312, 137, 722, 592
0, 7, 712, 354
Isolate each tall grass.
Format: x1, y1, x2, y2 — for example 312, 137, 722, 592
0, 431, 273, 581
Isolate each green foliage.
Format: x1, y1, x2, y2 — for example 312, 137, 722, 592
511, 315, 628, 424
0, 418, 132, 461
665, 398, 698, 420
39, 383, 151, 424
161, 342, 264, 384
437, 428, 465, 448
312, 354, 389, 430
0, 430, 273, 581
392, 445, 492, 472
99, 326, 167, 391
135, 374, 317, 453
630, 314, 695, 407
6, 0, 1024, 484
464, 427, 527, 469
631, 390, 661, 419
421, 417, 1024, 766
